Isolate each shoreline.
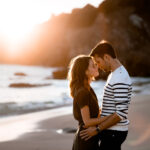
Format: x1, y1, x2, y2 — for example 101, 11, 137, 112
0, 103, 72, 119
0, 94, 150, 150
0, 106, 72, 142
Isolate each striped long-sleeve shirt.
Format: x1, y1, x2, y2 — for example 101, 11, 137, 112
101, 65, 132, 131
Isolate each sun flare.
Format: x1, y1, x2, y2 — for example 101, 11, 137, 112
0, 0, 101, 53
0, 0, 52, 53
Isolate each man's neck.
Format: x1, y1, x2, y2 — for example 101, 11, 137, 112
110, 59, 122, 72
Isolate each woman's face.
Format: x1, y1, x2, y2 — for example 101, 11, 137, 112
86, 58, 99, 79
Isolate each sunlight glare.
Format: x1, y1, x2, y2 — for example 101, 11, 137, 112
0, 0, 101, 52
0, 0, 52, 52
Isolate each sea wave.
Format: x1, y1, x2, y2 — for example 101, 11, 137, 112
0, 65, 150, 118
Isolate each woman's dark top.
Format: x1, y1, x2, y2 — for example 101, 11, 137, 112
73, 87, 99, 126
72, 87, 100, 150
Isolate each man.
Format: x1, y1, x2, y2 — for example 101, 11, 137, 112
80, 40, 132, 150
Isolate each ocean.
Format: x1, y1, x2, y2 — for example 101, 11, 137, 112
0, 64, 150, 118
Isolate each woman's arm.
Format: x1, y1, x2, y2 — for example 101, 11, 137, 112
98, 108, 101, 118
81, 105, 113, 128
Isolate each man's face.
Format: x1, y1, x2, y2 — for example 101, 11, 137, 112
93, 55, 111, 72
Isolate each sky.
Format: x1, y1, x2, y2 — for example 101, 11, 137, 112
0, 0, 103, 52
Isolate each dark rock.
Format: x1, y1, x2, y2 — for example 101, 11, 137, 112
133, 81, 150, 86
9, 83, 51, 88
68, 4, 98, 28
2, 1, 150, 77
52, 68, 68, 79
62, 128, 77, 133
14, 72, 27, 76
133, 90, 141, 94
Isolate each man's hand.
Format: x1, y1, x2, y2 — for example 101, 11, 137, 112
80, 126, 98, 141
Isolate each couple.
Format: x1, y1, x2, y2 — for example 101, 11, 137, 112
68, 40, 132, 150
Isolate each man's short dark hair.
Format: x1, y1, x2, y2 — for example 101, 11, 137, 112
90, 40, 117, 59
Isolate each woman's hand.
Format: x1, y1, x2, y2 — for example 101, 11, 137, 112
80, 126, 98, 141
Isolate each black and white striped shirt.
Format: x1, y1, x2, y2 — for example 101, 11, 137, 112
101, 65, 132, 131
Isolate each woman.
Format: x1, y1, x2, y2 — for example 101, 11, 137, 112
68, 55, 112, 150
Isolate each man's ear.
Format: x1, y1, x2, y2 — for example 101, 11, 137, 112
103, 54, 108, 61
104, 54, 111, 61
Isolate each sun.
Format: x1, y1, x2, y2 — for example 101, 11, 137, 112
0, 0, 52, 53
0, 0, 101, 53
1, 20, 35, 52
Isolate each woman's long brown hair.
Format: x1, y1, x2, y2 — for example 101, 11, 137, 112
68, 55, 91, 98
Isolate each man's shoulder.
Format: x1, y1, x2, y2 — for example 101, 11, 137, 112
108, 66, 132, 85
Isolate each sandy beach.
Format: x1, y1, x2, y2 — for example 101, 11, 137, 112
0, 94, 150, 150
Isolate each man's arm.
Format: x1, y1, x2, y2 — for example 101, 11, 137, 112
80, 112, 121, 141
97, 82, 131, 130
80, 83, 131, 140
98, 112, 121, 130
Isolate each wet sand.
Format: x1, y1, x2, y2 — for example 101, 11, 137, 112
0, 95, 150, 150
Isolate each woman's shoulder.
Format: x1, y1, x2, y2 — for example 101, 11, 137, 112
74, 87, 91, 107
